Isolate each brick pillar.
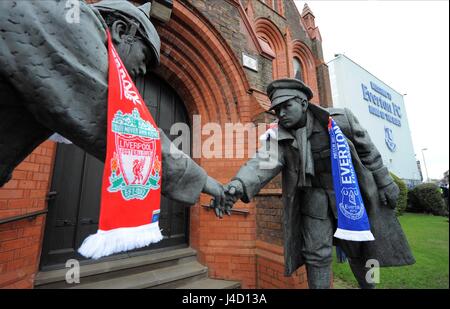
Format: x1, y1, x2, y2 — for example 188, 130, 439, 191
0, 141, 56, 288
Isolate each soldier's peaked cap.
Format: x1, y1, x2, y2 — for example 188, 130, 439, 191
267, 78, 313, 110
93, 0, 160, 67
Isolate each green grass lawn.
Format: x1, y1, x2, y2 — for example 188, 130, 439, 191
332, 213, 449, 289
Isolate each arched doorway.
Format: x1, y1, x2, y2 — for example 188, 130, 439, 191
40, 75, 191, 269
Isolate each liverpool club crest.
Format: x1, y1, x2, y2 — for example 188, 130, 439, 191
107, 108, 161, 200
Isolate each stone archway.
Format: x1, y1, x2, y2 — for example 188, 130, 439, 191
153, 3, 254, 126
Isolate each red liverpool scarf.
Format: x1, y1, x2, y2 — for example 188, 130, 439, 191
78, 31, 163, 259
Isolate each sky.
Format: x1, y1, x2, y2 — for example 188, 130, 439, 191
294, 0, 449, 180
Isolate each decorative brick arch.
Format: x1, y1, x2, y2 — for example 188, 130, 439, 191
153, 1, 255, 125
292, 40, 319, 104
255, 18, 288, 79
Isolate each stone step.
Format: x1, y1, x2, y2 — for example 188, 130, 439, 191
176, 278, 241, 289
69, 261, 208, 289
35, 246, 197, 288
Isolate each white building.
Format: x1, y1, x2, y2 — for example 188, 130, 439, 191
328, 54, 421, 187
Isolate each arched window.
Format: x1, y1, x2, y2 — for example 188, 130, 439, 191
255, 18, 287, 79
293, 57, 304, 81
263, 0, 284, 15
291, 41, 319, 104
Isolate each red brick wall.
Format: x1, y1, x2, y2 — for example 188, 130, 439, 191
0, 141, 56, 288
190, 151, 258, 288
256, 240, 308, 288
254, 192, 309, 288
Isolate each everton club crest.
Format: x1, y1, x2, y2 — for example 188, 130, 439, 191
338, 187, 365, 220
108, 108, 161, 200
385, 126, 397, 152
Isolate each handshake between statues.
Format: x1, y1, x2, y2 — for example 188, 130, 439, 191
202, 176, 244, 218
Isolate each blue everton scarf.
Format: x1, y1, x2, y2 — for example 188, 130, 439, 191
328, 117, 375, 241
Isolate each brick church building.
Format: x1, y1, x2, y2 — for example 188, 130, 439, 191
0, 0, 332, 288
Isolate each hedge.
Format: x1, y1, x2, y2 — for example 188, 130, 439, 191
390, 172, 408, 216
407, 183, 447, 216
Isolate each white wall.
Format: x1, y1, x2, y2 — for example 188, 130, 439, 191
328, 55, 421, 185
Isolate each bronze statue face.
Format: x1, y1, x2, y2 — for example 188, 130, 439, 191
110, 19, 152, 80
274, 92, 309, 129
119, 37, 150, 79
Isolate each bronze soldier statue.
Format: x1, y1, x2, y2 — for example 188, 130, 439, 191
0, 0, 225, 211
224, 78, 415, 288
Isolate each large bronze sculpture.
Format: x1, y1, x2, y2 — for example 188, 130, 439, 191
224, 78, 415, 288
0, 1, 225, 209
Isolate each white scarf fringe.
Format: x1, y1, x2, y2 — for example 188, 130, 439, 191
334, 228, 375, 241
78, 222, 163, 259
